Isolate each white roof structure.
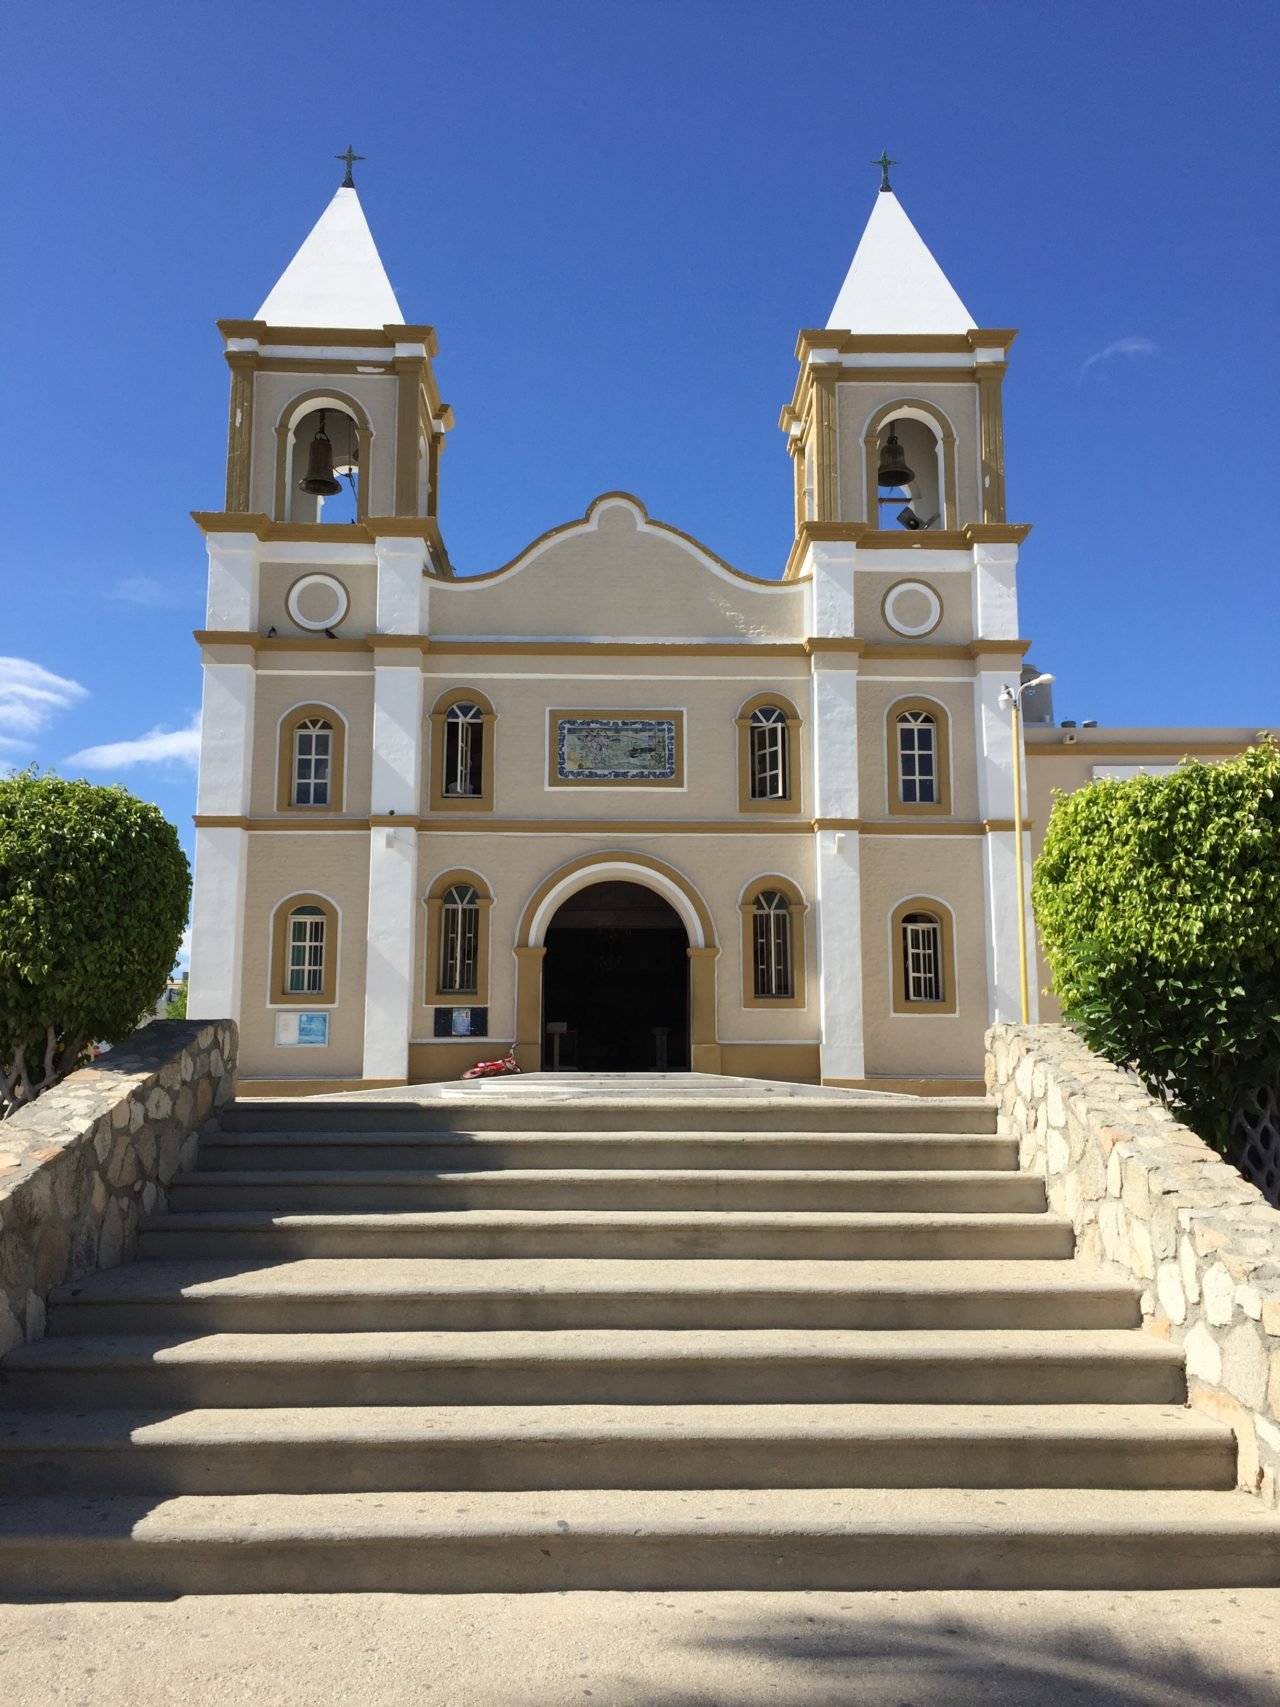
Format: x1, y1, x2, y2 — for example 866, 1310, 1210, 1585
826, 191, 973, 334
255, 186, 404, 329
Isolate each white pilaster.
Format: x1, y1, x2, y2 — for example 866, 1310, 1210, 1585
374, 535, 429, 634
815, 829, 865, 1081
188, 649, 256, 1021
205, 535, 261, 631
973, 669, 1035, 1022
970, 542, 1020, 640
363, 647, 424, 1080
362, 826, 419, 1081
187, 828, 249, 1020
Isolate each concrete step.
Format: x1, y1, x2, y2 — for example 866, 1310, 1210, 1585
1, 1327, 1181, 1408
218, 1096, 999, 1136
37, 1258, 1142, 1336
135, 1210, 1072, 1263
169, 1168, 1044, 1214
2, 1487, 1275, 1595
0, 1403, 1232, 1495
195, 1132, 1020, 1173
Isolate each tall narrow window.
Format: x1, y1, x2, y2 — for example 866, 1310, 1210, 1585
752, 890, 794, 1000
292, 717, 333, 807
439, 884, 481, 995
287, 906, 327, 994
897, 710, 937, 805
901, 912, 944, 1003
443, 702, 484, 797
749, 706, 790, 800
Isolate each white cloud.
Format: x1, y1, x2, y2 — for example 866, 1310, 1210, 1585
108, 576, 191, 609
0, 656, 88, 740
1079, 336, 1161, 380
68, 713, 201, 772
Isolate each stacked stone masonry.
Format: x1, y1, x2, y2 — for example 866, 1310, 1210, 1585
987, 1023, 1280, 1507
0, 1020, 237, 1356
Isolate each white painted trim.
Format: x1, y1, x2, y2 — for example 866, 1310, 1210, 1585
525, 858, 708, 949
362, 827, 418, 1079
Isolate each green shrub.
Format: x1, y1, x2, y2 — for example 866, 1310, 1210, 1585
1033, 739, 1280, 1150
0, 770, 190, 1117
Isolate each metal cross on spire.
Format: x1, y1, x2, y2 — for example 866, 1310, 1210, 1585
335, 145, 365, 189
872, 149, 899, 193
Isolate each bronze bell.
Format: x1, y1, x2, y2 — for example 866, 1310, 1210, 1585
877, 423, 915, 489
299, 411, 342, 497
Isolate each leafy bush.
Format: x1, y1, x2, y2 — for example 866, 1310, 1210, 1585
1033, 740, 1280, 1150
0, 770, 190, 1117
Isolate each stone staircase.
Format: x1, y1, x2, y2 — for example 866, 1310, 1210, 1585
1, 1079, 1277, 1595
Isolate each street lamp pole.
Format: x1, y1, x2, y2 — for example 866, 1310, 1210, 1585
999, 675, 1054, 1025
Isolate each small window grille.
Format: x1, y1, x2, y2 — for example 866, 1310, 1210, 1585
440, 884, 481, 994
897, 711, 937, 805
749, 706, 790, 801
292, 718, 332, 807
287, 906, 326, 994
444, 703, 484, 797
752, 890, 794, 999
902, 912, 944, 1003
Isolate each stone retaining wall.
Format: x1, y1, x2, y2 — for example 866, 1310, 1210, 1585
987, 1023, 1280, 1506
0, 1019, 237, 1355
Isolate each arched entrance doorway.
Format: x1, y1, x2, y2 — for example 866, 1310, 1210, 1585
541, 881, 690, 1071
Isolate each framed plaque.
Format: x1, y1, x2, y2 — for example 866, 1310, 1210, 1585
550, 711, 684, 787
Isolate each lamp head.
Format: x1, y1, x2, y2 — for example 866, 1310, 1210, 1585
1024, 672, 1056, 690
998, 686, 1016, 711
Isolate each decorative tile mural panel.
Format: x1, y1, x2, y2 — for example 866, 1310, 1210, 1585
555, 716, 679, 782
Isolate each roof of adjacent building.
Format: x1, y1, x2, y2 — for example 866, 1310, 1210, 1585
827, 191, 973, 334
255, 185, 404, 329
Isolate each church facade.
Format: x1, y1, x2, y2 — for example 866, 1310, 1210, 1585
186, 170, 1257, 1095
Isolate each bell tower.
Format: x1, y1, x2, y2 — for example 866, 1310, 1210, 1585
783, 158, 1035, 1084
188, 156, 452, 1084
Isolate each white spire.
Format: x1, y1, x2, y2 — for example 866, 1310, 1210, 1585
826, 191, 973, 334
255, 186, 404, 329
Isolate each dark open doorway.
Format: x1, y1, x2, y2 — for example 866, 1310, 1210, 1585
541, 881, 690, 1071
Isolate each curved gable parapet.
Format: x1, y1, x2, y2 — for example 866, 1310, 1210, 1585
429, 493, 807, 643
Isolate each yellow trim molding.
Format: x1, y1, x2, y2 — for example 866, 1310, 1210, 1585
739, 876, 808, 1009
736, 692, 804, 816
886, 696, 952, 818
428, 687, 496, 814
889, 896, 958, 1017
276, 703, 347, 814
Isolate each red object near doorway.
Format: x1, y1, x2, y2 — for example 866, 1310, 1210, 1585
461, 1049, 521, 1079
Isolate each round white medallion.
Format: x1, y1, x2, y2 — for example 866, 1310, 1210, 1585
883, 579, 942, 638
286, 573, 350, 632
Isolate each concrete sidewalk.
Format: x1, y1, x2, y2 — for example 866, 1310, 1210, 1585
3, 1588, 1278, 1706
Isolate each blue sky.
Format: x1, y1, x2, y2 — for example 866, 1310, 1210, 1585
3, 0, 1278, 932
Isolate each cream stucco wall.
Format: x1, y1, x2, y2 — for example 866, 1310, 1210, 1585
249, 663, 375, 818
858, 670, 981, 822
248, 370, 399, 519
258, 560, 378, 638
835, 381, 982, 526
428, 500, 806, 640
241, 832, 370, 1079
859, 834, 990, 1077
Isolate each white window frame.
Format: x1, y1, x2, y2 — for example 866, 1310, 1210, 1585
443, 702, 484, 797
749, 706, 790, 801
902, 912, 944, 1003
287, 906, 327, 995
439, 884, 481, 994
292, 717, 333, 807
897, 710, 938, 806
752, 890, 794, 1000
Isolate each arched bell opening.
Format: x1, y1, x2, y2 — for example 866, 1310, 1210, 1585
282, 401, 366, 524
540, 881, 691, 1072
866, 403, 954, 531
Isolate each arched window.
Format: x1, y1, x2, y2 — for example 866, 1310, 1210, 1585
444, 703, 484, 797
897, 710, 937, 804
270, 893, 339, 1006
430, 690, 496, 812
887, 697, 950, 816
749, 707, 789, 800
439, 884, 481, 995
890, 898, 957, 1015
737, 694, 802, 815
425, 870, 493, 1005
277, 704, 346, 814
753, 890, 793, 999
740, 878, 807, 1007
292, 717, 333, 807
902, 912, 943, 1003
